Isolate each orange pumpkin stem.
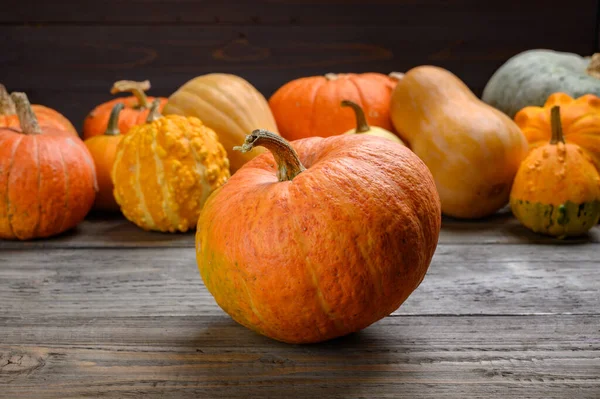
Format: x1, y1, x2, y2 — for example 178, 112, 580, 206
10, 92, 42, 135
550, 106, 565, 144
586, 53, 600, 79
341, 100, 370, 133
234, 129, 306, 181
110, 80, 151, 108
0, 84, 16, 115
146, 99, 163, 123
105, 103, 125, 136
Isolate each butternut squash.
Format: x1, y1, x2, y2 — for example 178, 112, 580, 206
390, 66, 528, 219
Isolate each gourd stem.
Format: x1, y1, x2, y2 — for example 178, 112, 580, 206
104, 103, 125, 136
146, 99, 163, 123
586, 53, 600, 79
341, 100, 370, 133
0, 84, 16, 115
233, 129, 306, 182
10, 92, 41, 135
550, 106, 565, 144
324, 73, 339, 81
388, 72, 405, 81
110, 80, 151, 108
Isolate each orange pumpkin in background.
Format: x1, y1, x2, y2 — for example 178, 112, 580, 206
196, 130, 441, 344
0, 93, 97, 240
515, 92, 600, 171
84, 103, 126, 212
0, 84, 78, 135
269, 72, 400, 141
82, 80, 167, 139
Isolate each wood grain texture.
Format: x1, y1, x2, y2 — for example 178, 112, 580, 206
1, 243, 599, 318
0, 315, 598, 398
1, 0, 596, 126
1, 211, 597, 249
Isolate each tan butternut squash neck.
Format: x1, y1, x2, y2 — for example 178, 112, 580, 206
0, 84, 16, 115
10, 92, 41, 135
146, 99, 163, 123
111, 80, 151, 108
341, 100, 370, 133
104, 103, 125, 136
586, 53, 600, 79
234, 129, 305, 181
550, 106, 565, 144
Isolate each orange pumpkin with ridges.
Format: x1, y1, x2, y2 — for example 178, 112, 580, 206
196, 130, 441, 343
83, 80, 167, 140
0, 84, 78, 135
0, 93, 97, 240
515, 92, 600, 172
269, 73, 399, 141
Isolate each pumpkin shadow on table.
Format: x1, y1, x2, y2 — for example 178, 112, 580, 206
182, 317, 415, 398
441, 206, 599, 245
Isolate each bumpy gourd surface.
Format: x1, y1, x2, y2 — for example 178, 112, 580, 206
112, 115, 230, 232
510, 142, 600, 237
196, 134, 441, 344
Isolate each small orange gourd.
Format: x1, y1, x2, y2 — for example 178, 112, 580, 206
83, 80, 167, 140
510, 106, 600, 238
84, 103, 125, 212
515, 92, 600, 172
112, 100, 230, 232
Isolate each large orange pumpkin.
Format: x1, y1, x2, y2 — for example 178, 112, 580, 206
84, 103, 125, 212
515, 92, 600, 172
0, 93, 97, 240
0, 84, 78, 135
196, 130, 441, 344
268, 73, 399, 141
82, 80, 167, 139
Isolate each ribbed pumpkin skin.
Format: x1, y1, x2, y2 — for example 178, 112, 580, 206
515, 93, 600, 171
269, 73, 397, 141
1, 105, 78, 136
0, 127, 97, 240
196, 134, 441, 344
112, 115, 230, 232
83, 97, 167, 140
510, 142, 600, 237
390, 66, 528, 219
163, 73, 278, 173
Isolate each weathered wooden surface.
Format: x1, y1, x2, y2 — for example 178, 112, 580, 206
0, 214, 599, 398
1, 0, 597, 127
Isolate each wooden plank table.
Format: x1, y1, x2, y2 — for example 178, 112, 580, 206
1, 210, 599, 398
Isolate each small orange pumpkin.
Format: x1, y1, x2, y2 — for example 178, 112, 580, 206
269, 73, 399, 141
82, 80, 168, 140
196, 130, 441, 343
0, 84, 78, 135
84, 103, 125, 212
0, 93, 97, 240
515, 92, 600, 172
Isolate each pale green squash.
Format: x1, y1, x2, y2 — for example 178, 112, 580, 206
482, 49, 600, 118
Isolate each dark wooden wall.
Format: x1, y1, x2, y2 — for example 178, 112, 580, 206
2, 0, 598, 132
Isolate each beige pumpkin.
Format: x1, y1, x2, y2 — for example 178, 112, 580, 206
163, 74, 279, 172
